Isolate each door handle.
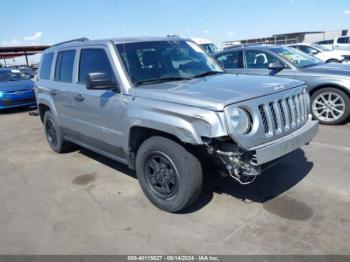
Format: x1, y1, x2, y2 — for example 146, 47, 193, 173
74, 94, 85, 102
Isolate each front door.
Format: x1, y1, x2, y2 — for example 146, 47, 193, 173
69, 47, 127, 159
241, 49, 295, 79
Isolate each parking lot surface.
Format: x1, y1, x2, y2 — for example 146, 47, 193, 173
0, 109, 349, 255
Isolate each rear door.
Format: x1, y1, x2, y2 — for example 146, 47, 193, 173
49, 49, 77, 130
68, 47, 126, 159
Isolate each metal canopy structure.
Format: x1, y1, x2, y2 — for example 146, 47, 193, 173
0, 45, 50, 66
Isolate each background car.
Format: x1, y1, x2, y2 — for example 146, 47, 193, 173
316, 36, 350, 51
0, 68, 36, 110
18, 66, 36, 78
288, 43, 350, 63
214, 45, 350, 125
191, 38, 219, 55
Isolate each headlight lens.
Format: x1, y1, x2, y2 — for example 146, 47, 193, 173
0, 91, 3, 99
229, 107, 251, 134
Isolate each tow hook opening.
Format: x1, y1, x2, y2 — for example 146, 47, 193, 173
203, 137, 261, 185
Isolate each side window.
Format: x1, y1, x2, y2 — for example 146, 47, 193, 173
79, 49, 114, 83
54, 50, 76, 82
244, 50, 278, 69
216, 51, 241, 69
337, 37, 350, 44
39, 52, 54, 80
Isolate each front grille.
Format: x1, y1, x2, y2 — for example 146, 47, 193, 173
1, 98, 36, 107
258, 90, 309, 138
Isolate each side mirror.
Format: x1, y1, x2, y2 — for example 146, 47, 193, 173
86, 72, 119, 91
268, 61, 286, 70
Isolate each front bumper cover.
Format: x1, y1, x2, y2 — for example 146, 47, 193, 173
250, 118, 319, 165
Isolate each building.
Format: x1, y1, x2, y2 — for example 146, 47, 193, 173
222, 29, 348, 48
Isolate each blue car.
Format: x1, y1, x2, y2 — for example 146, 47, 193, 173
0, 68, 36, 110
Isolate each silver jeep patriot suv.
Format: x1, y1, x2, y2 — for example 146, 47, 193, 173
36, 37, 318, 212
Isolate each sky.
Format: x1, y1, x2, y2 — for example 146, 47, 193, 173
1, 0, 350, 64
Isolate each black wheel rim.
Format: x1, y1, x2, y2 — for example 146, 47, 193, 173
45, 119, 57, 147
144, 152, 179, 199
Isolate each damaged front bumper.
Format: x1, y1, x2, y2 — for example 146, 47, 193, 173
206, 118, 318, 184
250, 118, 319, 165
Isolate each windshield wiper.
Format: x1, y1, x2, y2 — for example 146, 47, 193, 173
192, 71, 224, 78
135, 76, 191, 86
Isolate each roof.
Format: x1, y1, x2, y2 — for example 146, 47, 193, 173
272, 31, 324, 37
190, 38, 213, 44
214, 45, 287, 56
0, 45, 50, 59
44, 36, 189, 52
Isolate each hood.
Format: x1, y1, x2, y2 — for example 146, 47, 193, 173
133, 74, 304, 111
0, 79, 34, 93
302, 63, 350, 78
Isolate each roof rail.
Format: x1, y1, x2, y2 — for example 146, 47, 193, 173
52, 37, 89, 47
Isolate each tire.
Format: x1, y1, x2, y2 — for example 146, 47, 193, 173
43, 111, 72, 152
311, 87, 350, 125
135, 136, 203, 212
326, 59, 340, 63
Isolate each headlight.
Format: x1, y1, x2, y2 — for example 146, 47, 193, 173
229, 107, 251, 134
0, 91, 3, 99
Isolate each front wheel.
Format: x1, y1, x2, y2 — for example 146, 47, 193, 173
135, 136, 203, 212
311, 87, 350, 125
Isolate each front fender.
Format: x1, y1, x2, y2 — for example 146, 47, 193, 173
125, 98, 227, 146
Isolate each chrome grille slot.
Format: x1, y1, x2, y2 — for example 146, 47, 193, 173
299, 93, 305, 122
259, 105, 269, 134
257, 89, 309, 140
269, 102, 278, 130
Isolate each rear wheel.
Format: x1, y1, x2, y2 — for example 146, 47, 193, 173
44, 111, 72, 152
311, 87, 350, 125
135, 136, 202, 212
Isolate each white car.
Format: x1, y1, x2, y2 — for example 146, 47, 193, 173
190, 38, 219, 55
288, 43, 350, 63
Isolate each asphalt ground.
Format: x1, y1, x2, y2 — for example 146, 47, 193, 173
0, 108, 349, 254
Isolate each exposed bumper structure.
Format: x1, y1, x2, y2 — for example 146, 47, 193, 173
251, 116, 318, 165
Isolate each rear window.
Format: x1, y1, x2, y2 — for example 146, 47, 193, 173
39, 52, 54, 80
54, 50, 76, 82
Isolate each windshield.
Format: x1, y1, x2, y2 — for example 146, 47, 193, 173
271, 47, 323, 68
0, 70, 29, 82
312, 44, 332, 51
116, 40, 223, 86
200, 43, 219, 55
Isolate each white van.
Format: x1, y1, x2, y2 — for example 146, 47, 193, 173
190, 38, 219, 55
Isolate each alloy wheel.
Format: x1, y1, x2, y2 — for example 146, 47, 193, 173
312, 92, 345, 122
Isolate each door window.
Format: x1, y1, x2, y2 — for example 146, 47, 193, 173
244, 50, 278, 69
216, 51, 242, 69
299, 46, 319, 55
78, 49, 115, 83
54, 50, 76, 82
337, 37, 350, 44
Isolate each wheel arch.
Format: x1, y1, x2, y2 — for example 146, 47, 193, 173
309, 83, 350, 97
127, 126, 206, 170
38, 103, 51, 123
